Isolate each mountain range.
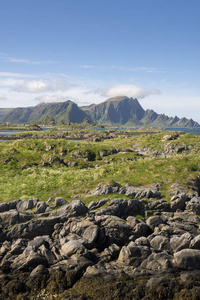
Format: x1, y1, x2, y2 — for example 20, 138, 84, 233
0, 96, 199, 128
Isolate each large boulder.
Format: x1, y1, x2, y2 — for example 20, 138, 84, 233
35, 202, 48, 214
11, 251, 48, 271
150, 235, 170, 251
52, 200, 88, 217
145, 200, 170, 212
174, 249, 200, 269
54, 197, 67, 207
141, 252, 174, 272
98, 216, 133, 246
95, 198, 144, 219
0, 210, 32, 228
16, 199, 39, 211
186, 197, 200, 214
127, 216, 151, 237
170, 234, 191, 253
61, 240, 87, 257
6, 216, 61, 241
125, 185, 161, 199
118, 241, 151, 267
146, 215, 164, 231
59, 217, 106, 248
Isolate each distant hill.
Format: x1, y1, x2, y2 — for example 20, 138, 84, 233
0, 96, 199, 128
0, 101, 91, 125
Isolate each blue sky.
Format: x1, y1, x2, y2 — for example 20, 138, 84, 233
0, 0, 200, 122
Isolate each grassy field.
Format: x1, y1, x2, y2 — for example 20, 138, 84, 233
0, 131, 200, 203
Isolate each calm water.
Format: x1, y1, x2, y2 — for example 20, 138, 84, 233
164, 128, 200, 135
0, 130, 20, 135
0, 128, 200, 142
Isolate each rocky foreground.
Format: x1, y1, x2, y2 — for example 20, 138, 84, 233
1, 185, 200, 299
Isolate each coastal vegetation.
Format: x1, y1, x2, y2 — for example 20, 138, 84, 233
0, 130, 200, 203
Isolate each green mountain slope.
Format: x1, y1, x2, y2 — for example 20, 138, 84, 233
0, 101, 91, 124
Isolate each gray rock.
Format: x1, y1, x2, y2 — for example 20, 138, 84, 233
146, 215, 164, 231
125, 186, 161, 199
0, 241, 11, 255
174, 249, 200, 269
101, 216, 133, 246
190, 235, 200, 249
60, 217, 106, 247
170, 235, 191, 253
16, 199, 35, 211
30, 264, 49, 276
135, 237, 150, 247
101, 244, 120, 259
0, 210, 32, 228
93, 184, 119, 195
118, 241, 151, 266
150, 235, 169, 251
28, 235, 51, 249
171, 198, 186, 211
10, 238, 27, 255
96, 198, 144, 219
54, 197, 67, 207
82, 225, 105, 245
6, 216, 61, 241
61, 240, 87, 257
0, 202, 9, 213
8, 199, 21, 210
11, 252, 48, 271
50, 256, 93, 277
88, 201, 97, 210
141, 252, 174, 271
145, 199, 170, 212
186, 197, 200, 214
52, 200, 88, 217
35, 201, 48, 214
39, 245, 56, 265
88, 198, 109, 210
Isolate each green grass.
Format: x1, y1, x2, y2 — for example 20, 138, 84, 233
0, 133, 200, 203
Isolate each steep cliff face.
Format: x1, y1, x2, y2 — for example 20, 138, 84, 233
83, 96, 145, 125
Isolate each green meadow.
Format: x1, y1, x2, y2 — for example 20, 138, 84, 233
0, 131, 200, 203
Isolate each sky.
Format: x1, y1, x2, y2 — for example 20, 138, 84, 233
0, 0, 200, 122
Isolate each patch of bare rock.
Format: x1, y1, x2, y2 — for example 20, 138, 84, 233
1, 189, 200, 298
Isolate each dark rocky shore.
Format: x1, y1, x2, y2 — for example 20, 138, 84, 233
1, 183, 200, 299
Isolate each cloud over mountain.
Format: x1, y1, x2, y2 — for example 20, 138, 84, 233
105, 84, 161, 99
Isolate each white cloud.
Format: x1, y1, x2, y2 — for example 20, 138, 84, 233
104, 84, 161, 99
14, 80, 50, 93
0, 78, 24, 87
13, 78, 71, 93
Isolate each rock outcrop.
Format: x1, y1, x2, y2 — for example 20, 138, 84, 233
1, 192, 200, 299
